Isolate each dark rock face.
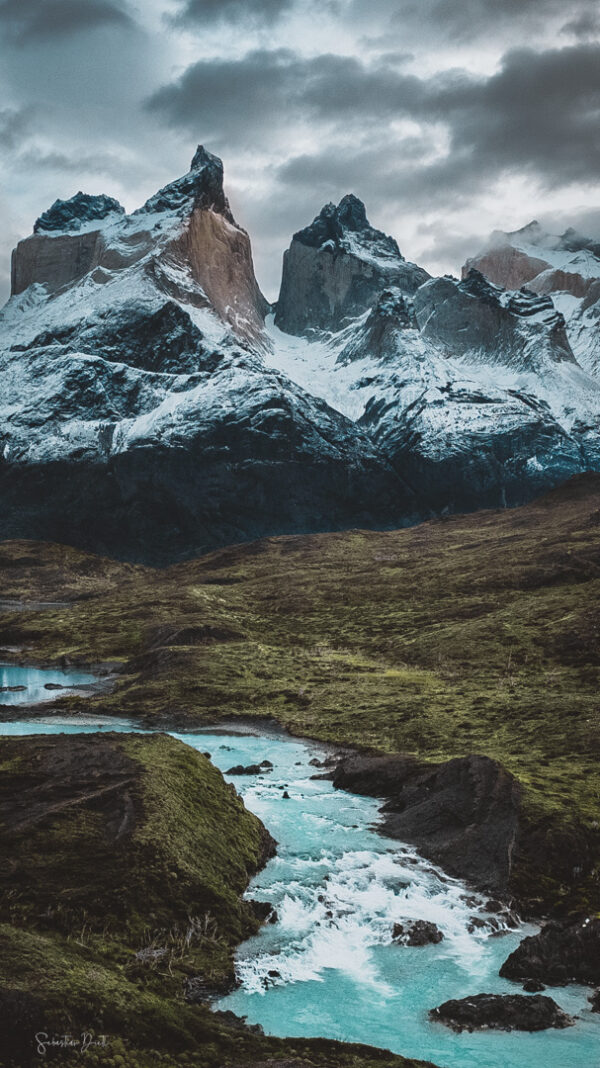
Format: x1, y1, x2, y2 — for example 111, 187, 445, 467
275, 196, 429, 335
414, 269, 574, 371
392, 920, 444, 946
589, 989, 600, 1012
34, 192, 124, 233
136, 144, 233, 219
0, 411, 413, 565
500, 917, 600, 986
337, 288, 416, 366
430, 993, 575, 1032
24, 301, 223, 376
293, 195, 400, 253
331, 753, 521, 892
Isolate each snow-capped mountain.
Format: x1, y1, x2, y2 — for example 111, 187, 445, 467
463, 221, 600, 377
275, 195, 429, 335
0, 148, 599, 561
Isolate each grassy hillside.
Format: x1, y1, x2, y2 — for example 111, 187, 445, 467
0, 732, 429, 1068
1, 473, 599, 914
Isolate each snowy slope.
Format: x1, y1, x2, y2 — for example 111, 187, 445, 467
1, 152, 599, 560
464, 221, 600, 377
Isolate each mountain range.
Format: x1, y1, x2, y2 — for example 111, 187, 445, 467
1, 146, 599, 562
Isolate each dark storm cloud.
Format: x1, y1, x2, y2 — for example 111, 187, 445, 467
0, 0, 133, 44
438, 43, 600, 187
172, 0, 293, 26
146, 49, 425, 143
350, 0, 586, 44
561, 9, 600, 40
148, 42, 600, 193
17, 146, 129, 177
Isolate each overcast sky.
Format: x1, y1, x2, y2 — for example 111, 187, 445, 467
1, 0, 599, 302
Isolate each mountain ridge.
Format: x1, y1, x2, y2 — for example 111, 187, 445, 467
1, 146, 599, 562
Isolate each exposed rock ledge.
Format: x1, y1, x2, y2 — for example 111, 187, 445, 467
330, 753, 521, 893
430, 993, 575, 1033
500, 917, 600, 986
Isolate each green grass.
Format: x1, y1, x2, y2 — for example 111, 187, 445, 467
0, 733, 429, 1068
1, 474, 600, 914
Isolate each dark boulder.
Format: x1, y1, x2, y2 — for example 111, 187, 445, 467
500, 917, 600, 986
392, 920, 443, 946
430, 993, 575, 1032
331, 752, 521, 892
248, 899, 277, 924
226, 764, 272, 776
589, 989, 600, 1012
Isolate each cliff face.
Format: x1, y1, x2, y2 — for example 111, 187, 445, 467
9, 145, 267, 341
165, 204, 268, 340
275, 194, 429, 335
414, 269, 575, 371
12, 227, 107, 296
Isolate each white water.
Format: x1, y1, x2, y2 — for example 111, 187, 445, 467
3, 717, 599, 1067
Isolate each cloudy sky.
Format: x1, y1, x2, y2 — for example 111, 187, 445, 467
1, 0, 599, 302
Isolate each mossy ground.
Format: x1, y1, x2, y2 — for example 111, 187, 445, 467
0, 733, 428, 1068
2, 475, 599, 914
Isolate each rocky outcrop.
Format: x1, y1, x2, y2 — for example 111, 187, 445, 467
463, 243, 551, 292
414, 269, 574, 371
463, 221, 600, 377
430, 993, 575, 1032
34, 192, 124, 233
500, 918, 600, 986
336, 287, 416, 365
275, 195, 429, 335
331, 753, 521, 892
392, 920, 444, 946
11, 227, 107, 297
464, 220, 600, 299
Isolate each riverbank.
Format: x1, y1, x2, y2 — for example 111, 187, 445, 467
1, 474, 599, 918
0, 724, 435, 1068
3, 720, 598, 1068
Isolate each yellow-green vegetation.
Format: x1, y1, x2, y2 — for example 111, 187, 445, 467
0, 733, 429, 1068
0, 733, 269, 949
0, 924, 430, 1068
1, 474, 599, 916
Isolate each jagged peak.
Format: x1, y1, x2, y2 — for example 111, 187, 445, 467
33, 192, 124, 234
459, 267, 504, 303
336, 194, 370, 232
136, 144, 233, 221
190, 144, 220, 172
449, 269, 566, 331
293, 195, 402, 259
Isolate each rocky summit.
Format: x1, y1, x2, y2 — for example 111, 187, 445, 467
1, 147, 600, 562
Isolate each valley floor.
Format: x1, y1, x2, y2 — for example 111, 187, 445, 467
1, 473, 599, 914
0, 474, 599, 1064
